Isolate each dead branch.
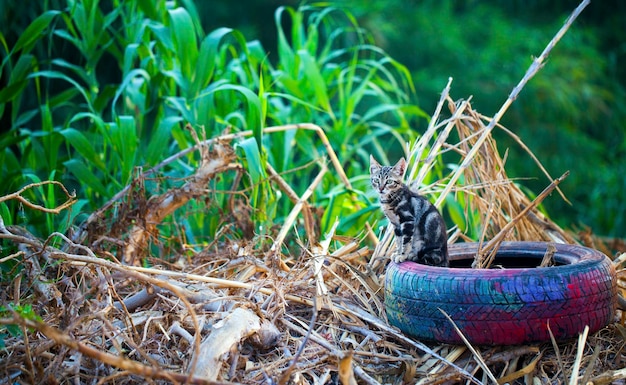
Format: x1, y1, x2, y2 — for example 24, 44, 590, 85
122, 131, 237, 265
190, 307, 261, 380
265, 162, 320, 247
444, 0, 589, 193
589, 367, 626, 385
0, 180, 75, 213
270, 161, 328, 261
0, 315, 234, 385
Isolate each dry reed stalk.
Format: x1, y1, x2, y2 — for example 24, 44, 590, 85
371, 94, 576, 268
373, 0, 589, 263
439, 309, 499, 384
450, 97, 578, 267
590, 368, 626, 385
442, 0, 590, 197
0, 180, 75, 212
265, 163, 319, 245
0, 314, 226, 385
269, 161, 327, 262
569, 325, 589, 385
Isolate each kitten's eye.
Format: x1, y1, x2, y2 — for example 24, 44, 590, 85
387, 180, 397, 187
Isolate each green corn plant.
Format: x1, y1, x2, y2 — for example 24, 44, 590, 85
1, 1, 441, 257
264, 5, 431, 237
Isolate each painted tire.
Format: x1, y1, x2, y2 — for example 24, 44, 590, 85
385, 242, 617, 345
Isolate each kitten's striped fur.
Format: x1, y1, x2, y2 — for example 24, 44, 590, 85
370, 155, 449, 267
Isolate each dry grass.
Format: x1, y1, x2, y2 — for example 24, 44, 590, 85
4, 1, 626, 383
2, 93, 626, 384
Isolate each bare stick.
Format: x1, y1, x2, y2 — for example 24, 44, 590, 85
477, 113, 569, 203
0, 315, 234, 385
540, 244, 557, 267
407, 76, 454, 182
277, 298, 318, 385
439, 309, 499, 385
0, 181, 75, 213
270, 162, 328, 257
590, 368, 626, 385
437, 0, 590, 205
569, 325, 589, 385
266, 163, 318, 246
479, 171, 569, 268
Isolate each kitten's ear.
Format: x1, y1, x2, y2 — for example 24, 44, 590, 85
369, 155, 381, 173
393, 157, 407, 177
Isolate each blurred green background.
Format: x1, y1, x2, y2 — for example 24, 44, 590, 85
1, 0, 624, 246
199, 0, 626, 238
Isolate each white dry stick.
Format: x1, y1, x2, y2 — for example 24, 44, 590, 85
439, 309, 499, 385
312, 219, 339, 310
407, 77, 453, 172
190, 307, 261, 381
270, 162, 328, 256
569, 325, 590, 385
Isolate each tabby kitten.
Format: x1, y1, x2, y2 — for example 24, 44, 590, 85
370, 155, 449, 267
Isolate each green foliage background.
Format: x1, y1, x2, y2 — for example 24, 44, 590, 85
0, 0, 424, 254
200, 0, 626, 237
1, 0, 624, 250
339, 0, 626, 237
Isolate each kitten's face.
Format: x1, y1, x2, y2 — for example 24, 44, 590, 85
370, 156, 406, 195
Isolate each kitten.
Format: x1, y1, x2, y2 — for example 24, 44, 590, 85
370, 155, 449, 267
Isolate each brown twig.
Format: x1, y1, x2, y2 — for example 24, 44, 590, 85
277, 297, 318, 385
270, 161, 328, 259
265, 162, 319, 246
540, 244, 557, 267
0, 180, 76, 213
0, 315, 234, 385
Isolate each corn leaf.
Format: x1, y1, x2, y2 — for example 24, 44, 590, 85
64, 159, 107, 197
168, 7, 198, 91
12, 10, 61, 54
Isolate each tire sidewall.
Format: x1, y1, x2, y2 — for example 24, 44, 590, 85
384, 242, 617, 345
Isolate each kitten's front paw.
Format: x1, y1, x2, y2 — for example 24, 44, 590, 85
391, 252, 408, 264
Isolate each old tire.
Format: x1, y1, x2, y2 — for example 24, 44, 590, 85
385, 242, 617, 345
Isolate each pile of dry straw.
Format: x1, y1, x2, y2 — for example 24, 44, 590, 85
2, 0, 626, 383
2, 85, 625, 384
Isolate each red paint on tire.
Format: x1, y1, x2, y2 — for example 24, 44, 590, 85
385, 242, 617, 345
